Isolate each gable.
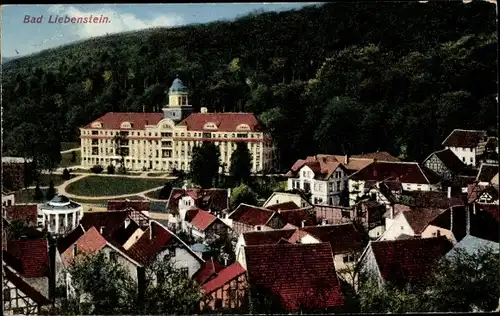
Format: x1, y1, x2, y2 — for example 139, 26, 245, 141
203, 122, 218, 130
91, 122, 102, 128
120, 121, 133, 129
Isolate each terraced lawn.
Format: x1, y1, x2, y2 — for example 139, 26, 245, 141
71, 195, 146, 205
65, 176, 169, 197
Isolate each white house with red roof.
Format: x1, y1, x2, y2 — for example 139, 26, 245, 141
183, 208, 231, 240
286, 152, 400, 207
348, 161, 441, 206
80, 77, 275, 173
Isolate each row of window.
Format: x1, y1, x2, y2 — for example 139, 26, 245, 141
84, 129, 263, 139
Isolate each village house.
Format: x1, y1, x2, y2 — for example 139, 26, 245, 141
477, 136, 499, 165
235, 223, 364, 286
199, 262, 247, 312
399, 188, 465, 209
422, 148, 471, 184
262, 189, 312, 209
313, 204, 354, 226
348, 161, 441, 206
357, 179, 402, 215
466, 184, 499, 243
167, 187, 230, 226
192, 257, 225, 286
243, 243, 345, 313
420, 205, 470, 245
441, 129, 493, 167
57, 225, 143, 297
2, 189, 15, 208
353, 200, 387, 239
3, 266, 51, 315
285, 152, 399, 207
125, 220, 204, 278
226, 204, 285, 234
3, 237, 55, 304
359, 237, 453, 288
379, 205, 445, 241
183, 207, 231, 240
476, 163, 499, 185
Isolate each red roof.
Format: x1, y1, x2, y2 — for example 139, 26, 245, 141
349, 161, 440, 184
57, 225, 85, 253
302, 223, 364, 254
402, 208, 445, 234
243, 229, 297, 246
202, 262, 246, 293
126, 221, 185, 265
6, 239, 49, 278
276, 208, 318, 227
108, 200, 150, 212
84, 112, 164, 130
245, 243, 344, 311
178, 112, 261, 132
192, 257, 225, 285
351, 151, 401, 162
442, 129, 487, 148
369, 237, 453, 286
167, 188, 229, 213
5, 204, 38, 226
266, 201, 300, 211
189, 209, 218, 231
76, 227, 108, 254
229, 204, 275, 226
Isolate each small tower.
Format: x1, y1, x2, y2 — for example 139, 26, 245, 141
162, 76, 193, 122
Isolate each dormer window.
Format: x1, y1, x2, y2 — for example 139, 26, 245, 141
203, 122, 218, 130
91, 122, 102, 128
236, 124, 250, 131
120, 122, 132, 129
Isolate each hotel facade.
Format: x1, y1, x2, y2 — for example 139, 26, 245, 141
80, 78, 275, 173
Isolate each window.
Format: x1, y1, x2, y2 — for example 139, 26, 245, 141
342, 254, 355, 263
437, 230, 441, 237
180, 267, 189, 278
3, 289, 10, 301
401, 226, 404, 230
470, 157, 473, 163
462, 157, 465, 162
214, 299, 223, 309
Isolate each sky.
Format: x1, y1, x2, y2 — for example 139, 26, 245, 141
1, 3, 321, 58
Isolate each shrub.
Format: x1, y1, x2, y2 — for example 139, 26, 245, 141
62, 168, 71, 180
90, 165, 104, 174
107, 164, 115, 174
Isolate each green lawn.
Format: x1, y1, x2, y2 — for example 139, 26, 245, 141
61, 142, 80, 151
143, 188, 166, 200
59, 150, 81, 168
15, 189, 48, 204
65, 176, 168, 197
37, 174, 74, 187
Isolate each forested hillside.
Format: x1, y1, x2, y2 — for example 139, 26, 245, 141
2, 1, 497, 171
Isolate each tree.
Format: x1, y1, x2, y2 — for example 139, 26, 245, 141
427, 246, 500, 312
62, 168, 71, 180
46, 180, 57, 201
158, 182, 173, 199
34, 182, 44, 201
230, 142, 253, 184
205, 231, 237, 265
60, 252, 136, 315
113, 133, 127, 173
107, 164, 115, 174
190, 142, 220, 189
230, 184, 258, 209
70, 150, 77, 163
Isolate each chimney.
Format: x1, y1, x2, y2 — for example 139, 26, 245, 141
301, 220, 306, 228
344, 155, 349, 165
447, 187, 452, 199
100, 226, 104, 235
277, 209, 281, 214
201, 107, 208, 114
125, 217, 131, 229
48, 234, 57, 304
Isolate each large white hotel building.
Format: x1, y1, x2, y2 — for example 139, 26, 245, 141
80, 78, 276, 173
